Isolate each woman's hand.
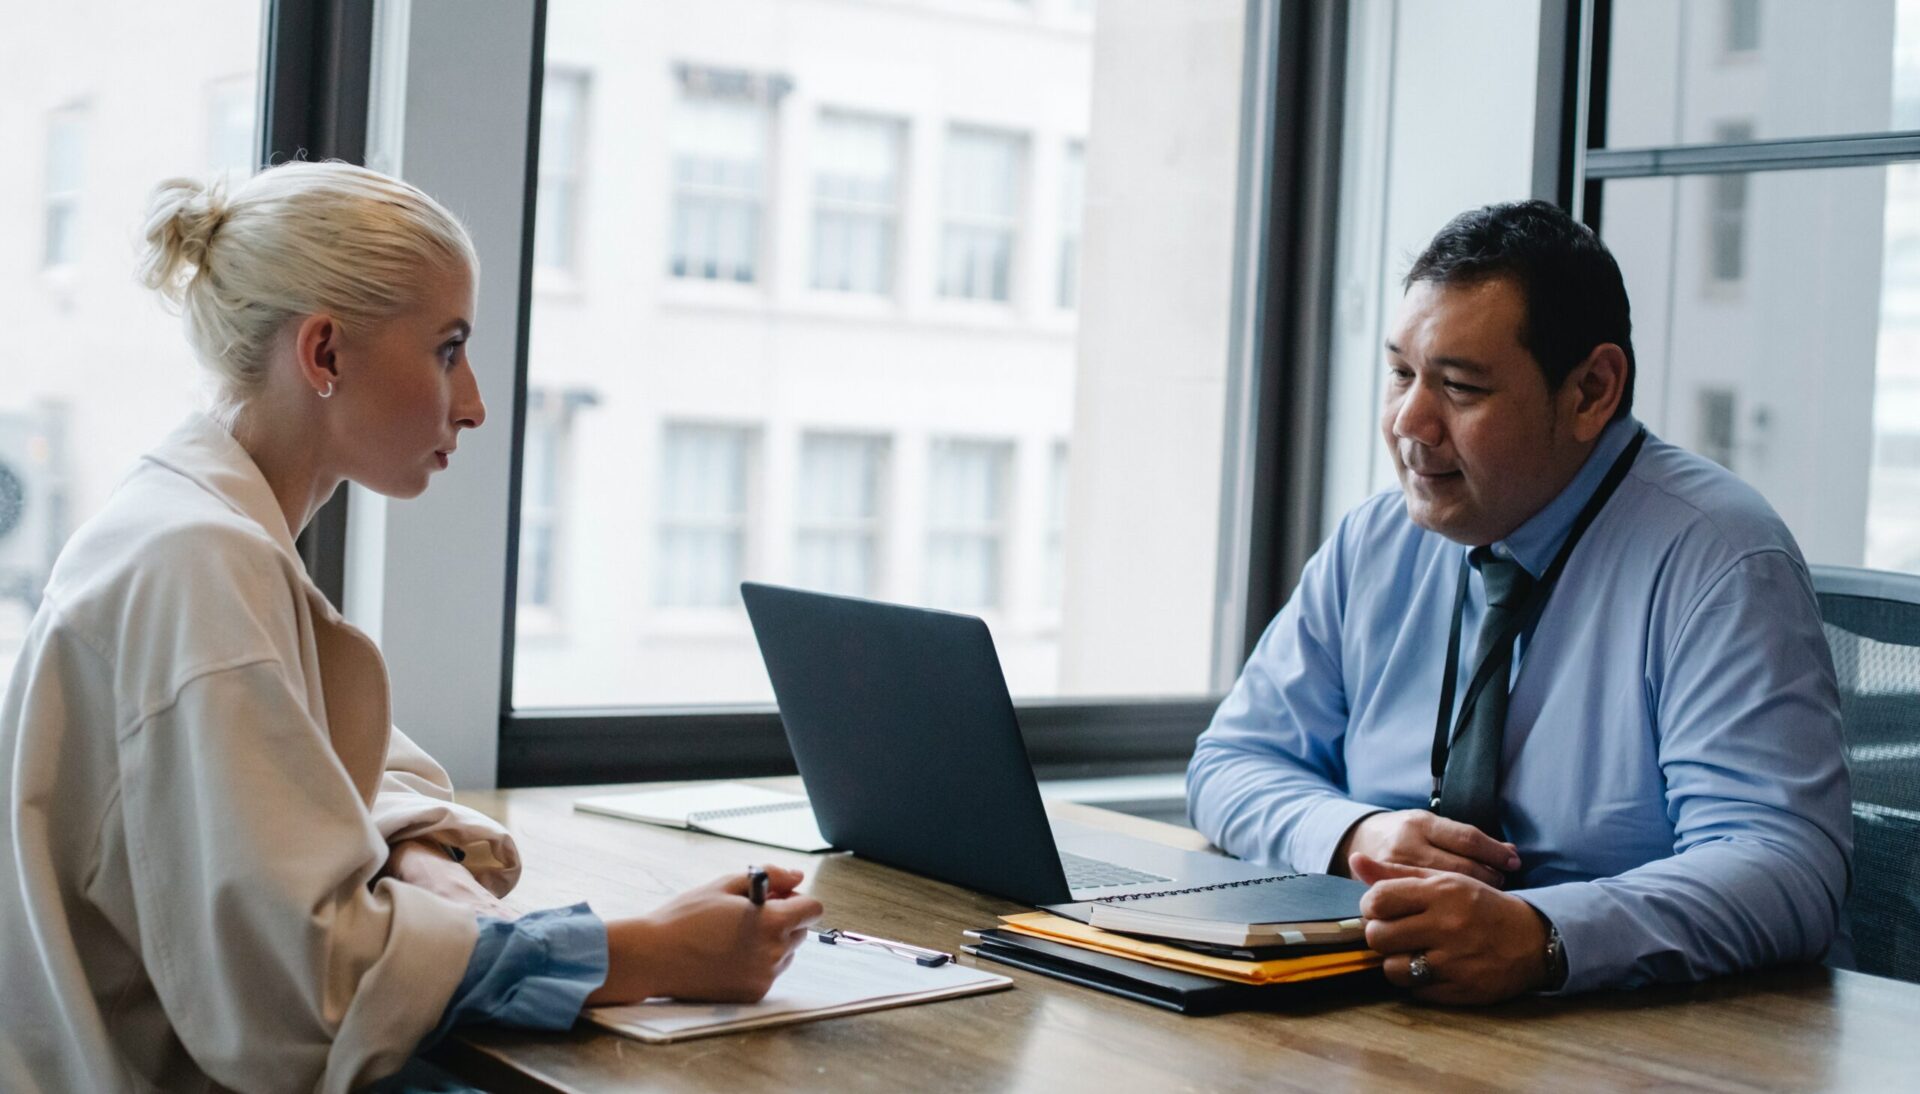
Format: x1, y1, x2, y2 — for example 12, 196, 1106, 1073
381, 837, 516, 919
588, 866, 824, 1005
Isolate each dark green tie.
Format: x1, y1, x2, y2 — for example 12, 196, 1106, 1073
1435, 547, 1536, 838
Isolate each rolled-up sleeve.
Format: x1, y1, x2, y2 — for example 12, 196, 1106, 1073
1188, 530, 1378, 873
419, 903, 610, 1048
372, 728, 522, 898
1519, 550, 1853, 993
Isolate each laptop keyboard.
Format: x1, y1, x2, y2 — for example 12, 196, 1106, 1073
1060, 851, 1173, 891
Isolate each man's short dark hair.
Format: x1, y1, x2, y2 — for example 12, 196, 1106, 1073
1405, 199, 1635, 421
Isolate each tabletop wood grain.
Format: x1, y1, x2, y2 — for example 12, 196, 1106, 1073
432, 781, 1920, 1093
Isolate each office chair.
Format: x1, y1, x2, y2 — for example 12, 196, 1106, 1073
1812, 564, 1920, 985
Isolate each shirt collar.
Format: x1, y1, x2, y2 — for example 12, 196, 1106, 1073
1487, 415, 1641, 579
141, 411, 306, 570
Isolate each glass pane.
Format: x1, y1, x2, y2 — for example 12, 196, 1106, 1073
1606, 0, 1920, 147
518, 0, 1252, 707
1601, 164, 1920, 572
1321, 0, 1547, 524
4, 1, 262, 684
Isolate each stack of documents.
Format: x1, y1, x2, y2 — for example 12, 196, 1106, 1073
998, 912, 1378, 985
964, 913, 1380, 1014
963, 873, 1382, 1013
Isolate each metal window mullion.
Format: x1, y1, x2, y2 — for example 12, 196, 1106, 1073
1588, 132, 1920, 179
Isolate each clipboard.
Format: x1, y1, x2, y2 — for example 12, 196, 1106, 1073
586, 931, 1012, 1043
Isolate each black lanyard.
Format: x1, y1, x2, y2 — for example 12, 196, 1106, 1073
1428, 427, 1648, 808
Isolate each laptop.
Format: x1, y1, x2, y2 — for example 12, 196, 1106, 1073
739, 582, 1281, 916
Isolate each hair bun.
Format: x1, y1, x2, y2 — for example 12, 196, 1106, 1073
138, 177, 229, 303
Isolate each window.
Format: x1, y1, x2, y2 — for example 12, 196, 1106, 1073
1058, 140, 1085, 309
924, 439, 1011, 611
1707, 122, 1754, 285
534, 71, 589, 277
655, 423, 755, 608
42, 106, 87, 270
794, 433, 888, 596
1580, 0, 1920, 577
207, 76, 255, 180
669, 68, 777, 284
1043, 441, 1068, 610
7, 1, 261, 687
1724, 0, 1761, 55
513, 1, 1259, 716
939, 125, 1025, 302
517, 388, 597, 620
812, 112, 904, 295
1607, 0, 1920, 146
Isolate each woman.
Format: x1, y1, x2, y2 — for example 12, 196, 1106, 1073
0, 161, 823, 1093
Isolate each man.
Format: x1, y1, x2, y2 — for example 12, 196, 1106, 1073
1187, 200, 1851, 1004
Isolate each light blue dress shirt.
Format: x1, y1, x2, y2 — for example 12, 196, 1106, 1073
1188, 416, 1853, 993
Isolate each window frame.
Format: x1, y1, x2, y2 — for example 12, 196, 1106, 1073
492, 0, 1351, 787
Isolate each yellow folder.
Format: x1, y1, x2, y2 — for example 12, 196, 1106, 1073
998, 912, 1382, 986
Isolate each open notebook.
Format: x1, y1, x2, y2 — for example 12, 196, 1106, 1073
587, 932, 1012, 1043
574, 782, 832, 853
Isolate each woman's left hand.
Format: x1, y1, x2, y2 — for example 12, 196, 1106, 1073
381, 837, 518, 919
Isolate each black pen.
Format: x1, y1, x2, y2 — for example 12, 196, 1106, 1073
747, 865, 770, 906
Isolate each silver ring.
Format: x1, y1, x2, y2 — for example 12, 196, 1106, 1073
1408, 952, 1434, 986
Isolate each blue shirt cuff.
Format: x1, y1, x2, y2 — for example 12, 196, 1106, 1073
419, 902, 610, 1049
1291, 798, 1388, 874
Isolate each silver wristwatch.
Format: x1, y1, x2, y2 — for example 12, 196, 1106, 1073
1543, 921, 1569, 991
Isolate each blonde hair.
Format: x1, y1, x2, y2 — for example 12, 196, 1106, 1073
138, 160, 478, 418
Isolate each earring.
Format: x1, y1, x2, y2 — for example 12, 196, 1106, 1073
317, 381, 334, 399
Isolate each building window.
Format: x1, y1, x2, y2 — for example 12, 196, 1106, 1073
939, 125, 1026, 302
794, 433, 888, 596
42, 106, 87, 270
669, 67, 781, 284
812, 111, 905, 295
517, 388, 597, 617
1058, 140, 1085, 309
1724, 0, 1760, 55
207, 76, 255, 180
1708, 121, 1754, 284
1043, 441, 1068, 609
656, 423, 755, 607
535, 70, 590, 276
925, 438, 1012, 610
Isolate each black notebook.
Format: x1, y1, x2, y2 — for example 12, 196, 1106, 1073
1086, 873, 1368, 948
963, 930, 1384, 1016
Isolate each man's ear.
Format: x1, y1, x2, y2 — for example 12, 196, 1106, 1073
293, 313, 340, 396
1564, 343, 1628, 443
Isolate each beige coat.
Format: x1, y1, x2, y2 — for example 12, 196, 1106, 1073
0, 414, 522, 1092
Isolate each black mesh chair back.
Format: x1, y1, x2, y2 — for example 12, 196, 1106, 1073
1813, 564, 1920, 984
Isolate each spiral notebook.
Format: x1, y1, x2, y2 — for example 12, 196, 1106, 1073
1085, 873, 1367, 948
574, 783, 832, 853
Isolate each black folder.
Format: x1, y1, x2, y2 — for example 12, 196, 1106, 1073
962, 929, 1386, 1016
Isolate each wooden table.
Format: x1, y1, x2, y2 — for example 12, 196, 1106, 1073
436, 782, 1920, 1092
